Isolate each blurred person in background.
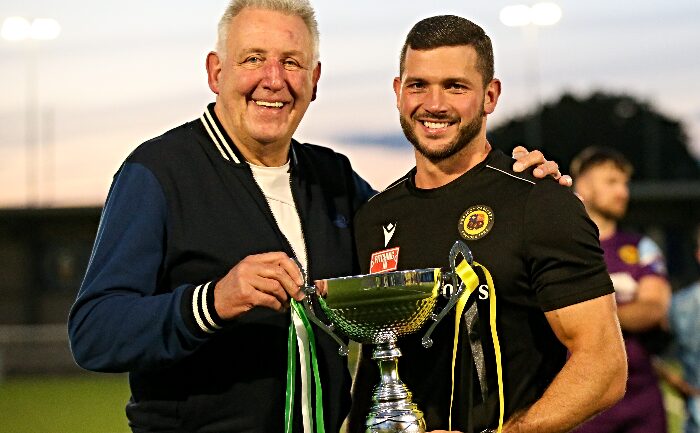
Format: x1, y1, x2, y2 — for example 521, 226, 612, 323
67, 1, 562, 432
668, 224, 700, 433
572, 146, 672, 433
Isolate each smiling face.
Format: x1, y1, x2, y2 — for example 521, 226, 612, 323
207, 7, 320, 161
394, 45, 498, 164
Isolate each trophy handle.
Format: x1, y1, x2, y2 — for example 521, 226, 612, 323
421, 240, 473, 348
300, 286, 349, 356
292, 258, 349, 356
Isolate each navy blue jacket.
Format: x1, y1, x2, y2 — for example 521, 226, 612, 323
68, 104, 374, 432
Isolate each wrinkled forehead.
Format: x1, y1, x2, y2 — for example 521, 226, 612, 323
228, 7, 316, 60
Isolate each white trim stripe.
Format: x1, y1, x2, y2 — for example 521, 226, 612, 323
486, 165, 536, 185
200, 114, 230, 162
201, 282, 222, 330
368, 177, 409, 202
192, 284, 214, 334
203, 110, 231, 158
204, 110, 240, 164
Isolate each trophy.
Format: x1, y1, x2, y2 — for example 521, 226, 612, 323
300, 241, 474, 433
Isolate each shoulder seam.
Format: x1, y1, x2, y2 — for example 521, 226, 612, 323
486, 165, 536, 185
367, 176, 409, 202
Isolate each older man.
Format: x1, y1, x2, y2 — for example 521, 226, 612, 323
349, 15, 627, 433
69, 1, 370, 432
68, 2, 565, 432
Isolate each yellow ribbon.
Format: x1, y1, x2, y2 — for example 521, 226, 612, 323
450, 261, 504, 433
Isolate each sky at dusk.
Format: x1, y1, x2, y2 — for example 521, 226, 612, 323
1, 0, 699, 207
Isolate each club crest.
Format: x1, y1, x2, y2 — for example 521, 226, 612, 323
458, 205, 494, 241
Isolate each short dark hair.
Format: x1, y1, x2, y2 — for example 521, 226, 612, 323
399, 15, 494, 85
570, 146, 634, 179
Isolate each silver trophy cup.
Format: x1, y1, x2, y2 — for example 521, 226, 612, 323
300, 241, 474, 433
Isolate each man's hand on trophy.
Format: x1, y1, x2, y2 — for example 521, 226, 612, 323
314, 279, 329, 297
213, 252, 305, 319
512, 145, 573, 187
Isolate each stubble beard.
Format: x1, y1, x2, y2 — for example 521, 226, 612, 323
595, 205, 627, 222
589, 197, 628, 222
400, 107, 485, 164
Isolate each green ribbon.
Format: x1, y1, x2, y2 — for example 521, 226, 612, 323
285, 299, 326, 433
285, 314, 297, 433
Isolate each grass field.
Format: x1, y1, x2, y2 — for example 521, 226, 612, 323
0, 374, 131, 433
0, 367, 686, 433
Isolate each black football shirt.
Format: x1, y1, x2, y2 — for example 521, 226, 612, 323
353, 149, 613, 431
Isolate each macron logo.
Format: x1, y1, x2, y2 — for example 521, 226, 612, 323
383, 222, 397, 247
370, 247, 400, 274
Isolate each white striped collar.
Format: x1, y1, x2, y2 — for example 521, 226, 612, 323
199, 104, 241, 164
199, 104, 299, 167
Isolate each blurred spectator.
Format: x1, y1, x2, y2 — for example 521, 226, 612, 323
668, 224, 700, 433
572, 146, 672, 433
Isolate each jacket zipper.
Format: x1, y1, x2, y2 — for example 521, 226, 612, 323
246, 164, 311, 282
288, 174, 310, 282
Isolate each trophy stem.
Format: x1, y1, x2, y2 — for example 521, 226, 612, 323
366, 341, 426, 433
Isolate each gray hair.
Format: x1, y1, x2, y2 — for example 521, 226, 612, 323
216, 0, 320, 63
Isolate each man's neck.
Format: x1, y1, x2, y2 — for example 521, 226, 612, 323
239, 142, 291, 167
414, 137, 491, 189
590, 212, 617, 240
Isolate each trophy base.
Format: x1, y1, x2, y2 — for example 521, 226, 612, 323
365, 342, 426, 433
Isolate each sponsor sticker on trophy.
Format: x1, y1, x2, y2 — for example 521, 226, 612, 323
369, 247, 400, 274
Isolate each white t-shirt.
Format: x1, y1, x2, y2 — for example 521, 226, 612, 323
249, 161, 313, 433
248, 161, 308, 273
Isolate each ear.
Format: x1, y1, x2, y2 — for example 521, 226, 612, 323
311, 61, 322, 102
206, 51, 222, 95
393, 76, 402, 109
483, 78, 501, 115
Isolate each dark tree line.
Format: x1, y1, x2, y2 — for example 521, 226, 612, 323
488, 91, 700, 180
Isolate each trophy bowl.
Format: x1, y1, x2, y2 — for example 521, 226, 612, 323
320, 268, 442, 345
302, 241, 474, 433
